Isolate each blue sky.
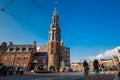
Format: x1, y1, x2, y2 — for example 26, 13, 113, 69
0, 0, 120, 62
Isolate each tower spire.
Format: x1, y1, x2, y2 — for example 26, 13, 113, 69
53, 1, 58, 15
53, 7, 57, 15
49, 0, 61, 42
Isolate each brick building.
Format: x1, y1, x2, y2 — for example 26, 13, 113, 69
0, 41, 36, 68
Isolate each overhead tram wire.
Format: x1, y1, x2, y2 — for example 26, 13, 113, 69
0, 0, 48, 35
0, 8, 48, 34
62, 23, 101, 52
30, 0, 51, 16
2, 0, 15, 9
0, 0, 14, 12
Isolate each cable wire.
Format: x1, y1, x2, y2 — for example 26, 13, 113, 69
0, 9, 48, 34
2, 0, 15, 9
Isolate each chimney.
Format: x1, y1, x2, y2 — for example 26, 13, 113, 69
9, 42, 13, 46
33, 41, 36, 47
33, 41, 36, 52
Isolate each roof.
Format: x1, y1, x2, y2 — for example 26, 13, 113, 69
112, 56, 118, 59
101, 58, 112, 61
5, 44, 33, 52
34, 52, 48, 56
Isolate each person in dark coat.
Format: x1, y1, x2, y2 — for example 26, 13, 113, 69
93, 59, 100, 77
83, 60, 89, 77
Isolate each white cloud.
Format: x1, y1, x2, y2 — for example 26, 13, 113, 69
96, 46, 120, 59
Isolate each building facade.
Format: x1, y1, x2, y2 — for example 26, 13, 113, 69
71, 56, 119, 72
70, 62, 83, 72
37, 45, 47, 52
0, 41, 36, 68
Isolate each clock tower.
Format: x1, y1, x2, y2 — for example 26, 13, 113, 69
47, 8, 61, 71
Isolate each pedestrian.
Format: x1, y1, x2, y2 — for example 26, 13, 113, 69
15, 66, 18, 74
53, 66, 55, 72
114, 62, 120, 80
83, 60, 89, 77
101, 64, 105, 74
50, 65, 53, 72
93, 59, 100, 78
117, 62, 120, 71
55, 66, 58, 72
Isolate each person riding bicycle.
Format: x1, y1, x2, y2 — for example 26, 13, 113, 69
83, 60, 89, 77
93, 59, 100, 78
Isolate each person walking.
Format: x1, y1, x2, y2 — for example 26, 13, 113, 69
114, 63, 120, 80
83, 60, 89, 77
101, 64, 105, 75
93, 59, 100, 78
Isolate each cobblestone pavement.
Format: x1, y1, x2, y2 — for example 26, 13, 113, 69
0, 72, 116, 80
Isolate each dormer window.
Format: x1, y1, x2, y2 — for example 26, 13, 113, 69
22, 48, 26, 51
16, 48, 20, 51
29, 48, 32, 51
10, 48, 13, 51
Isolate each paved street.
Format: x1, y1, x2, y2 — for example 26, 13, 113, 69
76, 72, 116, 80
0, 72, 84, 80
0, 72, 116, 80
76, 74, 116, 80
